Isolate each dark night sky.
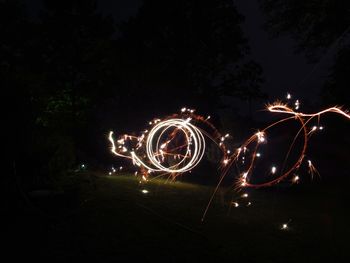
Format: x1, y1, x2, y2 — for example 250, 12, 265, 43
237, 0, 313, 99
97, 0, 318, 101
24, 0, 343, 103
96, 0, 333, 102
236, 0, 349, 103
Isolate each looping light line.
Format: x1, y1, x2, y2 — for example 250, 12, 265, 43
109, 102, 350, 185
109, 111, 228, 179
201, 100, 350, 221
108, 99, 350, 221
233, 103, 350, 189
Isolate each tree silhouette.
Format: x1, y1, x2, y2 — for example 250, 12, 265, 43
8, 0, 118, 179
2, 0, 38, 179
259, 0, 350, 62
322, 46, 350, 106
8, 0, 266, 181
118, 0, 264, 114
259, 0, 350, 106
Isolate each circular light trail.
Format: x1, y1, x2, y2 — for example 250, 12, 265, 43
109, 109, 228, 179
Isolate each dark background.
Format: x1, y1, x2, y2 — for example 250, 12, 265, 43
8, 0, 350, 174
5, 0, 350, 261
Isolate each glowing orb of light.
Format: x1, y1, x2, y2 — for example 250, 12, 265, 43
144, 118, 205, 173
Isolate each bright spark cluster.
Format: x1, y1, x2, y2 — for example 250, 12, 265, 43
222, 93, 350, 190
109, 96, 350, 188
108, 94, 350, 221
109, 108, 228, 180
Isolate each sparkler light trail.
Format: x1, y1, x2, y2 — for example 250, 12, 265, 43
223, 101, 350, 190
200, 98, 350, 220
109, 108, 230, 180
108, 96, 350, 220
109, 100, 350, 185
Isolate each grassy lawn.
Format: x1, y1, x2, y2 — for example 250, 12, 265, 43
12, 172, 350, 262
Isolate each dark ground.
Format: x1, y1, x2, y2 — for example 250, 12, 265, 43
8, 172, 350, 262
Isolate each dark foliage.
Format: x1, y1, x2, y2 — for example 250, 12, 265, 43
259, 0, 350, 107
5, 0, 264, 185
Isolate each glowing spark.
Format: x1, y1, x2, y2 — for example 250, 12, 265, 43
242, 193, 248, 198
271, 166, 277, 174
286, 93, 292, 100
307, 160, 319, 178
293, 175, 300, 183
242, 172, 248, 179
256, 131, 265, 143
141, 189, 149, 194
232, 202, 239, 207
281, 223, 288, 230
295, 100, 300, 110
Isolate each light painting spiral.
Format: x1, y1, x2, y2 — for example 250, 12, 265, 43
108, 97, 350, 189
108, 97, 350, 220
109, 108, 228, 179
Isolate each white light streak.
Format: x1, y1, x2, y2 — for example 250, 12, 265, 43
293, 175, 300, 183
109, 118, 207, 175
295, 100, 300, 110
256, 132, 265, 143
271, 166, 277, 174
